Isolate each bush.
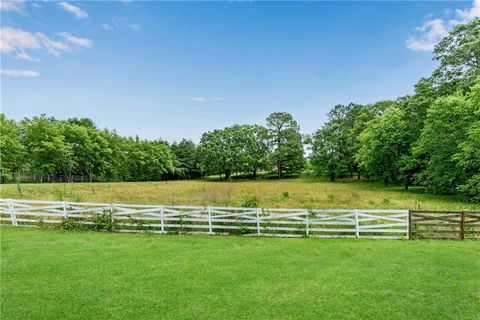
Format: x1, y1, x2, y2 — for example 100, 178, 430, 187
458, 174, 480, 203
240, 194, 259, 208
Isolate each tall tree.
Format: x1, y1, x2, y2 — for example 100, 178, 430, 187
20, 116, 74, 181
170, 139, 200, 179
356, 108, 412, 186
0, 114, 26, 182
432, 18, 480, 91
413, 94, 476, 194
265, 112, 304, 178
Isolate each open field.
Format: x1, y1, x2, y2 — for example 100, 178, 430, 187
1, 179, 478, 210
1, 227, 479, 319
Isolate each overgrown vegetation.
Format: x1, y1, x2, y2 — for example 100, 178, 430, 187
1, 180, 478, 210
1, 20, 479, 202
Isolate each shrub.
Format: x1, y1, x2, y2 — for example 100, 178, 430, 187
240, 194, 259, 208
458, 175, 480, 203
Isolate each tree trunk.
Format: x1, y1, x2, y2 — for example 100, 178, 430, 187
330, 172, 335, 182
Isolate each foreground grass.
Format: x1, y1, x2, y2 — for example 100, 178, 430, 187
1, 227, 479, 319
1, 179, 478, 210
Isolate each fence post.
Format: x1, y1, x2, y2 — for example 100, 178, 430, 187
160, 206, 165, 234
109, 204, 114, 230
407, 210, 412, 240
207, 207, 213, 235
256, 208, 261, 236
354, 209, 359, 238
305, 210, 309, 237
7, 199, 17, 226
62, 201, 68, 219
460, 211, 465, 240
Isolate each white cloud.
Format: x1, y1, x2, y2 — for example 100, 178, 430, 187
192, 97, 224, 102
406, 19, 448, 52
128, 24, 142, 31
0, 27, 40, 57
35, 33, 71, 57
0, 27, 91, 60
102, 23, 114, 31
1, 69, 39, 78
58, 2, 88, 19
455, 0, 480, 22
407, 0, 479, 52
102, 18, 142, 32
0, 1, 24, 12
59, 32, 93, 48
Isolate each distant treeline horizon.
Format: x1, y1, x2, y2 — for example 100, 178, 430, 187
1, 19, 479, 203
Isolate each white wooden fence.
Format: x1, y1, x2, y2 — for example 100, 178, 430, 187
0, 199, 409, 239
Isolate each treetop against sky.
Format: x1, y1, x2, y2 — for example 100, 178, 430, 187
1, 0, 479, 142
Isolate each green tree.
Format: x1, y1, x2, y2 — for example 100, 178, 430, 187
61, 121, 112, 182
198, 125, 253, 180
454, 80, 480, 201
170, 139, 200, 179
266, 112, 304, 178
432, 18, 480, 91
0, 114, 26, 182
20, 116, 74, 181
414, 94, 476, 194
356, 108, 412, 185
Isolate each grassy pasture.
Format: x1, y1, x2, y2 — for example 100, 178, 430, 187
1, 227, 479, 319
0, 179, 478, 210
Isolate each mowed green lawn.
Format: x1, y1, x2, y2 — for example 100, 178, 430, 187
1, 179, 478, 210
1, 227, 479, 320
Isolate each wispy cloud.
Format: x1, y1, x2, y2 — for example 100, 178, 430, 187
58, 2, 88, 19
0, 1, 25, 13
0, 27, 92, 60
59, 32, 93, 48
192, 97, 224, 102
1, 69, 40, 78
102, 18, 142, 32
128, 24, 141, 31
407, 0, 480, 52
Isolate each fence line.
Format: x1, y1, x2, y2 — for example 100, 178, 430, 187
409, 209, 480, 240
0, 199, 409, 239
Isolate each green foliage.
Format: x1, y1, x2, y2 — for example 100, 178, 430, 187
170, 139, 200, 179
356, 107, 413, 185
266, 112, 305, 178
413, 95, 476, 194
198, 124, 270, 180
240, 194, 259, 208
432, 18, 480, 91
58, 211, 116, 232
458, 174, 480, 203
0, 114, 26, 183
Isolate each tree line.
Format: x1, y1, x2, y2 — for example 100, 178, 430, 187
1, 19, 479, 202
0, 111, 305, 183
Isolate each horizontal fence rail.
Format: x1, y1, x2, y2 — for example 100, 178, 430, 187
0, 199, 410, 239
409, 210, 480, 240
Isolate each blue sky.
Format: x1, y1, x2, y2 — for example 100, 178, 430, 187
1, 0, 479, 142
